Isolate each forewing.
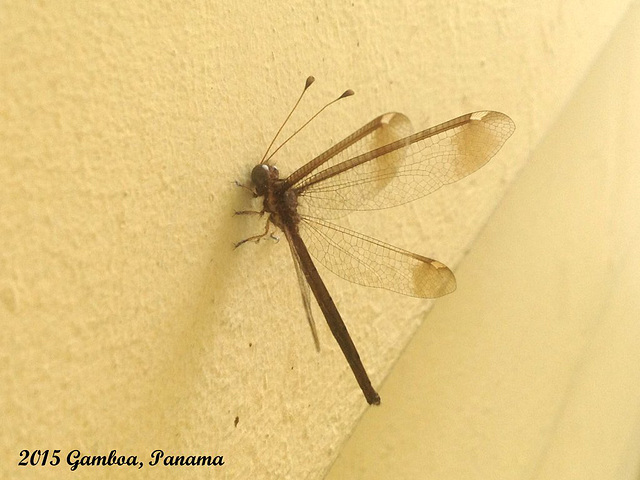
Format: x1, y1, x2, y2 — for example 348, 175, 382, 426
299, 216, 456, 298
296, 111, 515, 218
285, 112, 413, 190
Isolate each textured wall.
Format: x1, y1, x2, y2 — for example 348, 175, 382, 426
328, 4, 640, 478
0, 1, 635, 479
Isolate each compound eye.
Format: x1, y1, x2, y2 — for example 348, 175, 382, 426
250, 164, 269, 187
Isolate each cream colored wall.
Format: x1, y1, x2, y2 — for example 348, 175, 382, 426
328, 4, 640, 479
1, 1, 637, 480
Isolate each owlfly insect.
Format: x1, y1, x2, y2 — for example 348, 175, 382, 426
235, 77, 515, 405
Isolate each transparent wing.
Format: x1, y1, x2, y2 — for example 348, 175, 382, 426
296, 111, 515, 218
299, 216, 456, 298
285, 112, 413, 189
287, 234, 321, 351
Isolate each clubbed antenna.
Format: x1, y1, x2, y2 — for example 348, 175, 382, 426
264, 87, 354, 165
260, 76, 316, 164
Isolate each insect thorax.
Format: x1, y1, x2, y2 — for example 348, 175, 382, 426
267, 184, 300, 232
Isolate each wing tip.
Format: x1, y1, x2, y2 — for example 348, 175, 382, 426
471, 111, 516, 137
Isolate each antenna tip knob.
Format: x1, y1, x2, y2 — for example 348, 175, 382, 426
305, 76, 316, 89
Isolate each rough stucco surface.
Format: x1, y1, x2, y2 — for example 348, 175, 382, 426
328, 4, 640, 478
0, 1, 635, 479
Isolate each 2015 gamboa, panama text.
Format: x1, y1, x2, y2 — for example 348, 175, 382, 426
18, 449, 225, 470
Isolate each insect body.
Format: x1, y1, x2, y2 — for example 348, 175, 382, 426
236, 77, 515, 404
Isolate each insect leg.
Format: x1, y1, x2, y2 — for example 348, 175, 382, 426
234, 215, 274, 248
234, 180, 258, 197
